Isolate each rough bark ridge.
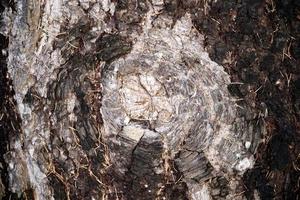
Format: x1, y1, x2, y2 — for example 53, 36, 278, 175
0, 0, 266, 199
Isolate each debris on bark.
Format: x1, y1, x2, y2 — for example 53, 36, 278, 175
0, 0, 299, 199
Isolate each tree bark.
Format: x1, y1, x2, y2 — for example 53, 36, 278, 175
1, 1, 267, 199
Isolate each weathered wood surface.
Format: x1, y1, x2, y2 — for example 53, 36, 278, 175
0, 1, 267, 199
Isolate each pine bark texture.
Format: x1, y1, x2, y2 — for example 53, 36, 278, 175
1, 0, 282, 199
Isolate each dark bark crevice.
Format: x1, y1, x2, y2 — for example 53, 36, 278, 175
190, 0, 300, 199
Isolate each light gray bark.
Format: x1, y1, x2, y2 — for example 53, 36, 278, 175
1, 0, 264, 199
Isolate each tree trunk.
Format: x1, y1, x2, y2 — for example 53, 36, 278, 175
1, 0, 299, 200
